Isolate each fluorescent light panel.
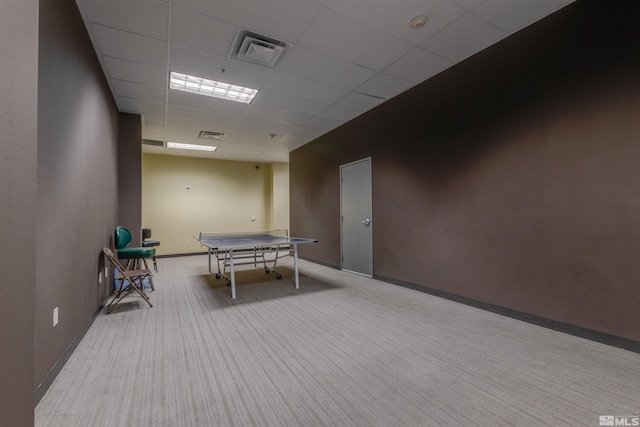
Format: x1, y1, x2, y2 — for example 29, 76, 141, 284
169, 72, 258, 104
167, 142, 217, 152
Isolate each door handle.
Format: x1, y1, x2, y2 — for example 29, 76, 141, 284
362, 219, 371, 226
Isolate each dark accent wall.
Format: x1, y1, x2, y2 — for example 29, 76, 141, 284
118, 113, 143, 245
35, 0, 122, 393
0, 1, 38, 425
291, 1, 640, 341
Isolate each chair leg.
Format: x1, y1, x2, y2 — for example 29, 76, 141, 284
107, 275, 152, 314
142, 258, 155, 291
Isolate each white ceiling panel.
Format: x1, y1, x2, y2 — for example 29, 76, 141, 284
298, 8, 414, 70
169, 45, 273, 89
316, 106, 360, 123
421, 13, 506, 61
167, 105, 240, 129
143, 114, 166, 127
103, 57, 167, 87
168, 90, 248, 116
171, 0, 322, 43
241, 105, 313, 127
170, 6, 238, 57
79, 0, 168, 40
251, 91, 329, 116
117, 97, 165, 115
111, 80, 166, 103
335, 92, 385, 111
384, 47, 452, 82
357, 73, 413, 99
91, 24, 167, 67
263, 72, 349, 105
473, 0, 573, 32
325, 0, 465, 44
277, 46, 377, 90
76, 0, 575, 163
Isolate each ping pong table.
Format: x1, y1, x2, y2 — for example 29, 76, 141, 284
195, 229, 318, 299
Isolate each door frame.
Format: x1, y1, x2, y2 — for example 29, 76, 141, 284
340, 157, 373, 276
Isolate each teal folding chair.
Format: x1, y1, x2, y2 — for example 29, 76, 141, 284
115, 226, 156, 291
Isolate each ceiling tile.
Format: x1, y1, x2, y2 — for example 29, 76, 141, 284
356, 73, 413, 99
168, 90, 249, 116
335, 92, 384, 111
251, 91, 329, 116
91, 24, 167, 67
169, 45, 274, 90
263, 71, 349, 105
111, 80, 166, 103
171, 0, 321, 43
167, 105, 241, 128
117, 97, 165, 115
316, 106, 360, 122
325, 0, 465, 44
384, 47, 452, 82
298, 8, 414, 70
421, 13, 505, 61
473, 0, 572, 32
170, 6, 238, 57
241, 105, 313, 126
143, 113, 166, 126
103, 57, 167, 87
277, 45, 376, 90
79, 0, 168, 40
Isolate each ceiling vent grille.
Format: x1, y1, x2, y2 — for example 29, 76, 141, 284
142, 139, 164, 147
198, 130, 226, 141
235, 31, 286, 67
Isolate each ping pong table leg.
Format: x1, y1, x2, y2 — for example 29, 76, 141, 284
294, 244, 299, 289
229, 248, 236, 299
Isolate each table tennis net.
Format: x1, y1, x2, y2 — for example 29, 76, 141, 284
198, 229, 289, 242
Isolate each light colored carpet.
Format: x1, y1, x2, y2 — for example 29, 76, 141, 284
35, 255, 640, 426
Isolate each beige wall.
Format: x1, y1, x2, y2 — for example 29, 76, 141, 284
270, 163, 290, 231
142, 154, 289, 255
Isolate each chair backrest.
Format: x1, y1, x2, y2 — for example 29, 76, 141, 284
142, 228, 152, 240
115, 226, 132, 250
103, 247, 125, 270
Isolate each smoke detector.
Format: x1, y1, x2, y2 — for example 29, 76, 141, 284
235, 31, 286, 67
197, 130, 226, 141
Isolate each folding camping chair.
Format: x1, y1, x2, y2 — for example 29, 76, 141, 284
103, 247, 153, 314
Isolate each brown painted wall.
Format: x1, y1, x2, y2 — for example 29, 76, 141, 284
35, 0, 120, 390
0, 1, 38, 425
118, 113, 143, 245
291, 1, 640, 341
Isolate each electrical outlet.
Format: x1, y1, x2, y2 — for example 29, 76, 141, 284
53, 307, 59, 327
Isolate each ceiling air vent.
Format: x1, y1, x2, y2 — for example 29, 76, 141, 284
197, 130, 226, 141
142, 139, 164, 147
235, 31, 286, 67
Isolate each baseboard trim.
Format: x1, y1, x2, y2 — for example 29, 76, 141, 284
157, 251, 207, 258
35, 295, 109, 405
374, 274, 640, 354
298, 256, 340, 270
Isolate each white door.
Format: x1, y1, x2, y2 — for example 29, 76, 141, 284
340, 158, 372, 276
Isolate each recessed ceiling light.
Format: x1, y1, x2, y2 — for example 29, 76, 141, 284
409, 15, 428, 29
167, 142, 217, 152
169, 71, 258, 104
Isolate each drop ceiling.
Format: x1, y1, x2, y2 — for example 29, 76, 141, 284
75, 0, 574, 163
